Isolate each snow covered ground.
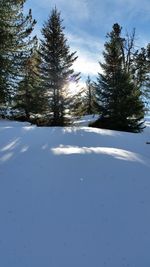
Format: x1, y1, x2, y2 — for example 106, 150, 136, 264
0, 118, 150, 267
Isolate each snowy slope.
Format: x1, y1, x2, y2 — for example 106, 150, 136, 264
0, 119, 150, 267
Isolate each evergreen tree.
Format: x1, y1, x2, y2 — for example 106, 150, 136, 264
73, 76, 97, 116
145, 44, 150, 110
0, 0, 36, 117
94, 23, 144, 132
13, 46, 44, 120
133, 47, 150, 110
84, 76, 97, 115
120, 29, 149, 112
71, 87, 85, 117
0, 0, 14, 114
40, 7, 80, 126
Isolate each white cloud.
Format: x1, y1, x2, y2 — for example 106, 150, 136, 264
66, 32, 103, 52
66, 32, 104, 76
73, 51, 100, 76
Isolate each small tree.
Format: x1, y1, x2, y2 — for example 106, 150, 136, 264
40, 7, 80, 126
73, 76, 97, 116
84, 76, 97, 115
94, 23, 144, 132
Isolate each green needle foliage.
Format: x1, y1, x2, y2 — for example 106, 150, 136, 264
94, 23, 144, 132
40, 7, 80, 126
0, 0, 37, 117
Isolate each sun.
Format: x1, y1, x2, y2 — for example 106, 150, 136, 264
68, 81, 85, 95
68, 82, 78, 95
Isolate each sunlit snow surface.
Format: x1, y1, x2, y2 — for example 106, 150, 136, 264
0, 117, 150, 267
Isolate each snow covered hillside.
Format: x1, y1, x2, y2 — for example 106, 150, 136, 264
0, 118, 150, 267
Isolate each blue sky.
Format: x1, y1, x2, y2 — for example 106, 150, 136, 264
25, 0, 150, 80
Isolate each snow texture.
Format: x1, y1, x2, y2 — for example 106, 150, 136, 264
0, 117, 150, 267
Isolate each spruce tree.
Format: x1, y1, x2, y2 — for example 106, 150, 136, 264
120, 29, 149, 113
84, 76, 97, 115
13, 46, 44, 120
145, 44, 150, 110
40, 7, 80, 126
11, 2, 37, 115
0, 0, 14, 114
133, 47, 150, 110
95, 23, 144, 132
0, 0, 36, 117
73, 76, 97, 116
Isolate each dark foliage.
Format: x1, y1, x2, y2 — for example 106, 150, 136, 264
95, 23, 145, 132
40, 7, 80, 126
90, 115, 145, 133
0, 0, 37, 117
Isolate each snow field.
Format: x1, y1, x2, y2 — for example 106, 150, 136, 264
0, 118, 150, 267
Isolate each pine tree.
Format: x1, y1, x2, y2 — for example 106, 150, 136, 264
83, 76, 97, 115
0, 0, 14, 114
145, 44, 150, 110
133, 47, 150, 111
94, 23, 144, 132
0, 0, 37, 117
73, 76, 97, 116
11, 2, 37, 114
40, 7, 80, 126
120, 29, 149, 113
13, 46, 44, 120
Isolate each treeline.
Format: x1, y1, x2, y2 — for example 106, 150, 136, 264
0, 1, 150, 132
